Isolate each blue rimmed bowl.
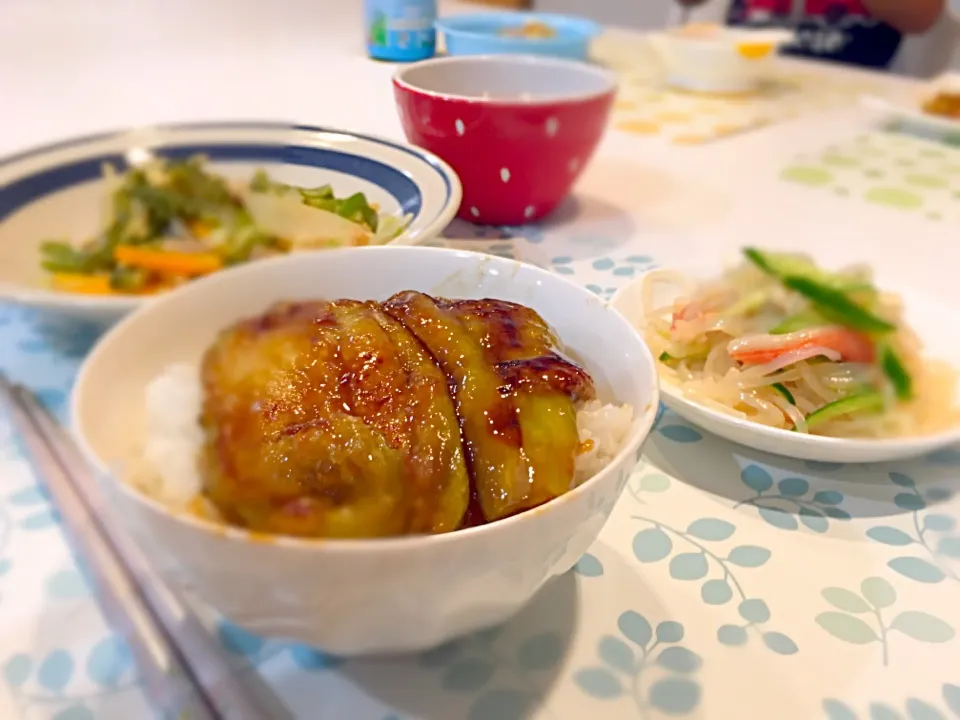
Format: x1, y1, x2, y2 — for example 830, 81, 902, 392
436, 12, 602, 61
0, 122, 461, 324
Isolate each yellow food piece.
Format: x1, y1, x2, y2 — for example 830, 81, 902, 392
616, 120, 661, 135
736, 42, 774, 60
113, 246, 223, 277
51, 273, 114, 295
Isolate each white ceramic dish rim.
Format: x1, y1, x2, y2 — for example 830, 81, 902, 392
860, 93, 960, 135
0, 121, 463, 313
70, 246, 661, 553
392, 54, 618, 106
656, 27, 794, 49
609, 269, 960, 460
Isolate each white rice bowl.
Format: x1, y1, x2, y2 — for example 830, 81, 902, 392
140, 362, 634, 516
72, 247, 660, 655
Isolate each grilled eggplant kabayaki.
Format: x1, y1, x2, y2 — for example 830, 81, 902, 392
383, 292, 595, 523
199, 299, 469, 538
198, 291, 595, 538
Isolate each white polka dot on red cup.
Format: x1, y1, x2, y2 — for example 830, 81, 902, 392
524, 206, 535, 218
455, 119, 465, 136
470, 206, 479, 217
546, 117, 559, 137
500, 168, 511, 183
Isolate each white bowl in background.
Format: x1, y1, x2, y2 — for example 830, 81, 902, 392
0, 122, 462, 325
648, 26, 793, 95
611, 263, 960, 464
71, 246, 660, 656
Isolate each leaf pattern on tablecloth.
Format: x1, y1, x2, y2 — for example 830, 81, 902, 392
574, 611, 703, 715
863, 472, 960, 585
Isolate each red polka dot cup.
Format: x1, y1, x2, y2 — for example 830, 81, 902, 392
393, 55, 616, 226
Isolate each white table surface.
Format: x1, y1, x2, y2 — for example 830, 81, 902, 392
2, 2, 960, 719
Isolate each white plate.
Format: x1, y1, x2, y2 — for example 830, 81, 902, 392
610, 258, 960, 463
0, 122, 462, 324
861, 73, 960, 136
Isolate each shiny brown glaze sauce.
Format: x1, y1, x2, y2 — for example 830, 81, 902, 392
197, 292, 595, 539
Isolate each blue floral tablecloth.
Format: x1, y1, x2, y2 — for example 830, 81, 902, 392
1, 225, 959, 720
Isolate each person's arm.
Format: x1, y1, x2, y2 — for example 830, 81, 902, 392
863, 0, 944, 33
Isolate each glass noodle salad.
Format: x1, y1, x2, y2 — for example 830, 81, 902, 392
39, 156, 411, 295
644, 248, 960, 438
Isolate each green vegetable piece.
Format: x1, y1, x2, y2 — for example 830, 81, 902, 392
878, 343, 913, 401
249, 169, 278, 193
770, 310, 827, 335
110, 266, 150, 292
658, 351, 674, 362
781, 276, 896, 335
743, 247, 875, 293
221, 223, 274, 264
39, 241, 94, 273
300, 196, 339, 213
743, 247, 784, 276
806, 390, 885, 429
744, 248, 898, 334
772, 383, 796, 405
334, 192, 379, 232
299, 184, 334, 201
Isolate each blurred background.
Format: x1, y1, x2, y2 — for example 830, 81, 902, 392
470, 0, 960, 77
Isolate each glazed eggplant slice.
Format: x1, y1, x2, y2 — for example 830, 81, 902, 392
199, 299, 469, 538
383, 292, 595, 522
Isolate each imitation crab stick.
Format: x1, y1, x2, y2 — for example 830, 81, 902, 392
728, 327, 876, 365
113, 246, 223, 277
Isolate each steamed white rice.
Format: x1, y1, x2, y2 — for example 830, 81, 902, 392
141, 364, 634, 509
141, 363, 204, 506
574, 400, 636, 484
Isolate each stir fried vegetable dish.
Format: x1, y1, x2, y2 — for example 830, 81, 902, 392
39, 156, 410, 295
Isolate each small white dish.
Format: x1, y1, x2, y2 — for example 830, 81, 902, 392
861, 74, 960, 135
0, 122, 462, 325
610, 263, 960, 464
71, 246, 660, 656
648, 26, 793, 95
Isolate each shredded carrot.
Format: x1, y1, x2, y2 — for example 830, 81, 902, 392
114, 246, 222, 276
51, 273, 114, 295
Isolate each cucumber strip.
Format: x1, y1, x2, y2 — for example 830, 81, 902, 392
744, 247, 875, 293
770, 310, 826, 335
878, 343, 913, 401
744, 247, 789, 276
744, 248, 893, 334
772, 383, 796, 405
658, 351, 673, 362
806, 390, 885, 429
781, 276, 896, 335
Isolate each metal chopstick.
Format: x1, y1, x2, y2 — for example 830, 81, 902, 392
0, 374, 274, 720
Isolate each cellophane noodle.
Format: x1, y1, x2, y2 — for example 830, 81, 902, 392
642, 259, 960, 438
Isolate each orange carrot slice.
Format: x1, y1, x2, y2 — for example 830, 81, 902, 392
114, 246, 222, 277
51, 273, 114, 295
